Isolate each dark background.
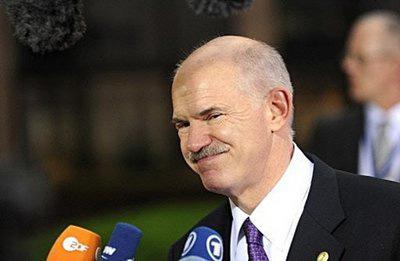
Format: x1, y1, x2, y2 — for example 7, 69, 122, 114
0, 0, 399, 259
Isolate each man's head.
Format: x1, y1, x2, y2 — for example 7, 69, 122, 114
171, 36, 293, 200
342, 11, 400, 109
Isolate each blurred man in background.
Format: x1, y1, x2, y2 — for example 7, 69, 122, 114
168, 35, 400, 260
309, 10, 400, 182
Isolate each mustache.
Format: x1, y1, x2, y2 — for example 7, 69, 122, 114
189, 143, 230, 163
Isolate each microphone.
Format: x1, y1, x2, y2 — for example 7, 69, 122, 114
2, 0, 86, 53
47, 225, 101, 261
100, 222, 143, 261
180, 226, 223, 261
186, 0, 254, 18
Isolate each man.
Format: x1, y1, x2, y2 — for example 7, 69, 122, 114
309, 11, 400, 182
168, 35, 400, 261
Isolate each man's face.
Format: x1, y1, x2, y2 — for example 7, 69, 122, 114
171, 62, 273, 197
342, 22, 399, 104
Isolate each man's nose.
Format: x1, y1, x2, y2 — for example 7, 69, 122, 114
187, 123, 212, 153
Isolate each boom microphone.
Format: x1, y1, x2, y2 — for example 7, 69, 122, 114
100, 222, 143, 261
47, 225, 101, 261
180, 226, 223, 261
186, 0, 254, 18
1, 0, 86, 53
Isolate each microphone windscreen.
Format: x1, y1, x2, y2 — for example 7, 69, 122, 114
2, 0, 86, 53
47, 225, 101, 261
180, 226, 223, 261
187, 0, 254, 18
100, 222, 143, 261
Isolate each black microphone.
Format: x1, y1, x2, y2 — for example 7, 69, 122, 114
1, 0, 86, 53
186, 0, 254, 18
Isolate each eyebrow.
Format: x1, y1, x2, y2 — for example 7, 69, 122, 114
198, 107, 222, 117
170, 106, 222, 124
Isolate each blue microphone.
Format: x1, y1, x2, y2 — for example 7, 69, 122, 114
100, 222, 143, 261
179, 226, 223, 261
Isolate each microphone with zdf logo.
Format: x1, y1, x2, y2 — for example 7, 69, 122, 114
180, 226, 223, 261
47, 225, 102, 261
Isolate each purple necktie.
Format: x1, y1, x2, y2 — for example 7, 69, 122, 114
242, 218, 269, 261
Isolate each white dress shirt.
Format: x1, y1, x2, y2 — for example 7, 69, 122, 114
358, 102, 400, 182
229, 144, 314, 261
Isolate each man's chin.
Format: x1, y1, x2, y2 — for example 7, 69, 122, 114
349, 87, 367, 103
200, 176, 230, 196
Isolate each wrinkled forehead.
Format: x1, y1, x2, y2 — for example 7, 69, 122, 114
171, 61, 241, 114
172, 59, 238, 95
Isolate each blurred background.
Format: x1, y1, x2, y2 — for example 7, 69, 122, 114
0, 0, 399, 259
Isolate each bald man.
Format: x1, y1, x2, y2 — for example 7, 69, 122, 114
310, 11, 400, 182
168, 35, 400, 261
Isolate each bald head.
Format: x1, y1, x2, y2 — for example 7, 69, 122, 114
174, 36, 293, 100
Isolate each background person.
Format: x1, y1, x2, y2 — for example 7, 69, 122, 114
309, 10, 400, 182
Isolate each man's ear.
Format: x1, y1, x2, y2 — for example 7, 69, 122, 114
266, 87, 292, 132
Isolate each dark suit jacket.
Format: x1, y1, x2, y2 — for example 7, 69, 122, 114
169, 155, 400, 261
308, 106, 364, 174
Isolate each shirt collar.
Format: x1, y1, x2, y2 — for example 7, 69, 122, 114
230, 144, 313, 251
366, 102, 400, 126
366, 102, 400, 141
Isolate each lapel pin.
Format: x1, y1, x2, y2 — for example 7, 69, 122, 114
317, 251, 329, 261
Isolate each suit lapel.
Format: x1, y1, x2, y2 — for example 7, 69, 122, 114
287, 155, 346, 261
287, 211, 344, 260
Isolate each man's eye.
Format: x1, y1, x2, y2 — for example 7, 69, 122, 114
207, 113, 222, 120
175, 122, 189, 130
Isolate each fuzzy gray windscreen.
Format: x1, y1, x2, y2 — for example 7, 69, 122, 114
187, 0, 254, 18
2, 0, 86, 53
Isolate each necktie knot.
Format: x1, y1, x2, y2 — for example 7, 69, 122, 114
242, 218, 264, 245
242, 218, 269, 260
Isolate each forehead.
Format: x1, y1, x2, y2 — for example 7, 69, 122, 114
171, 62, 244, 116
348, 21, 390, 53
